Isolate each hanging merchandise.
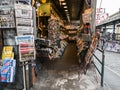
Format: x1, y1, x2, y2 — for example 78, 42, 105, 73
35, 38, 53, 60
48, 19, 60, 30
48, 18, 60, 48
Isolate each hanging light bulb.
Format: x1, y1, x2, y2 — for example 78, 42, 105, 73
59, 0, 65, 1
64, 6, 67, 8
62, 2, 66, 5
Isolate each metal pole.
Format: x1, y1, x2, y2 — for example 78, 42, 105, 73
23, 62, 26, 90
101, 50, 105, 86
113, 23, 116, 33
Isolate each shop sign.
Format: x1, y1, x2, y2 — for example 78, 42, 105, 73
41, 0, 47, 3
82, 13, 91, 23
38, 3, 51, 16
96, 8, 105, 14
96, 13, 108, 25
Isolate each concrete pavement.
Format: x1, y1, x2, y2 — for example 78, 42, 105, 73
95, 50, 120, 90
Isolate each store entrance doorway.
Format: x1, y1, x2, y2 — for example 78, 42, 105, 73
53, 43, 79, 70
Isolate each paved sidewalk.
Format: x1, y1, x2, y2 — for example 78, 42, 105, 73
95, 50, 120, 90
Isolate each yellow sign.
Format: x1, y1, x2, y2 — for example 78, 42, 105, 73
38, 3, 51, 16
41, 0, 46, 3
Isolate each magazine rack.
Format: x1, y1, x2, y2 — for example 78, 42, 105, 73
0, 1, 36, 90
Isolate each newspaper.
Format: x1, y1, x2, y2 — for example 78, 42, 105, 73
16, 18, 33, 27
19, 44, 35, 62
16, 0, 31, 5
0, 0, 15, 6
15, 4, 32, 10
0, 7, 15, 28
15, 4, 32, 18
17, 26, 33, 35
0, 7, 14, 15
15, 35, 34, 45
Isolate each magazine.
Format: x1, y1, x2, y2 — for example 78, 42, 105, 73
2, 46, 14, 60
